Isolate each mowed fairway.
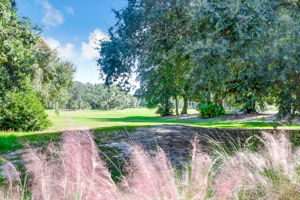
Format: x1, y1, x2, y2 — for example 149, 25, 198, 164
46, 108, 197, 132
0, 108, 300, 153
47, 108, 300, 132
1, 107, 300, 139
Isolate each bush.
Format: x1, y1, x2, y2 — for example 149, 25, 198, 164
198, 102, 225, 118
0, 91, 51, 131
156, 103, 174, 116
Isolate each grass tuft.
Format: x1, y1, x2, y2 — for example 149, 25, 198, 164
0, 135, 23, 153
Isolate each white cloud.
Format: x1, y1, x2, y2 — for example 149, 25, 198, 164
44, 37, 60, 49
73, 60, 102, 84
59, 43, 76, 60
44, 37, 101, 83
65, 6, 75, 15
37, 0, 64, 28
42, 30, 111, 84
44, 37, 76, 60
81, 29, 109, 61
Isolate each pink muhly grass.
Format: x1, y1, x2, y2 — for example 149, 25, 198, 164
25, 131, 121, 200
214, 156, 244, 199
0, 162, 22, 200
181, 140, 212, 200
214, 132, 300, 199
1, 131, 300, 200
59, 131, 120, 200
260, 132, 295, 177
122, 146, 179, 200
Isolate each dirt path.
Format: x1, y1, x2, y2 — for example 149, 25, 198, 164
103, 125, 264, 166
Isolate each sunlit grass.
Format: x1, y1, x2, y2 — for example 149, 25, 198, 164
1, 108, 300, 136
0, 108, 299, 153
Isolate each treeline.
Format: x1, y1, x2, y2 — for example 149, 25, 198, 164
99, 0, 300, 122
64, 82, 139, 110
0, 1, 74, 131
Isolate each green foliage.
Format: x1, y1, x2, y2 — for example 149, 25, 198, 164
143, 64, 178, 116
0, 0, 39, 96
0, 90, 51, 131
31, 41, 75, 109
0, 0, 52, 131
0, 1, 76, 131
99, 0, 194, 116
155, 103, 174, 116
99, 0, 300, 121
65, 82, 139, 110
198, 103, 225, 119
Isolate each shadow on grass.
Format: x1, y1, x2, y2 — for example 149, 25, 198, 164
0, 132, 62, 153
83, 115, 280, 129
0, 125, 150, 153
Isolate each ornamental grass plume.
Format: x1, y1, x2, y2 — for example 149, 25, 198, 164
25, 131, 121, 200
180, 140, 212, 200
0, 162, 22, 200
1, 130, 300, 200
214, 132, 300, 200
122, 147, 179, 200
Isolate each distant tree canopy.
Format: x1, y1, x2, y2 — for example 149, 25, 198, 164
0, 0, 75, 131
65, 82, 139, 110
31, 40, 75, 109
98, 0, 300, 121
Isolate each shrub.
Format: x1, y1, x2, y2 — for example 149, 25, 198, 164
0, 91, 51, 131
198, 102, 225, 118
156, 103, 174, 116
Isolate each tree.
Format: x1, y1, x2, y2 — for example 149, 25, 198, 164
98, 0, 195, 115
0, 0, 39, 97
0, 0, 75, 130
65, 82, 139, 110
266, 3, 300, 122
99, 0, 300, 120
187, 0, 299, 117
31, 40, 75, 109
0, 1, 51, 131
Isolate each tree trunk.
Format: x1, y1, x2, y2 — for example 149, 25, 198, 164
181, 96, 188, 114
175, 96, 179, 115
164, 96, 170, 115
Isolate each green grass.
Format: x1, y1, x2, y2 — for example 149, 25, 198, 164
0, 135, 23, 153
46, 108, 297, 130
0, 108, 299, 153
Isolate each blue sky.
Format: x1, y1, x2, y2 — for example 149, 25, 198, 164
17, 0, 127, 84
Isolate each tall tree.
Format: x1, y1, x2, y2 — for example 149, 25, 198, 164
31, 40, 75, 109
99, 0, 300, 120
65, 82, 139, 110
0, 0, 51, 131
0, 0, 76, 130
0, 0, 39, 96
98, 0, 194, 115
